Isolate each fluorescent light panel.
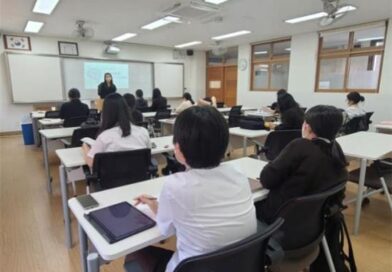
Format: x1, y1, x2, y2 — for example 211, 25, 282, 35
212, 30, 251, 40
285, 5, 356, 24
357, 36, 384, 42
33, 0, 60, 15
204, 0, 229, 4
254, 51, 268, 55
25, 20, 44, 33
112, 33, 137, 42
142, 16, 180, 30
175, 41, 202, 48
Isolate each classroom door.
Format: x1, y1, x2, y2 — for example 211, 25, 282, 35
206, 66, 224, 102
223, 66, 237, 107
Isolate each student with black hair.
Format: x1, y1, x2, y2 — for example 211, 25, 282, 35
272, 92, 304, 130
82, 93, 150, 168
269, 88, 287, 112
150, 88, 168, 111
256, 105, 348, 222
97, 72, 117, 99
175, 92, 195, 114
135, 89, 148, 109
344, 91, 366, 122
59, 88, 89, 121
129, 106, 257, 272
123, 93, 143, 125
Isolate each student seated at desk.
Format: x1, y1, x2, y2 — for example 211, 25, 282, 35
198, 96, 217, 107
256, 105, 348, 222
59, 88, 89, 121
175, 92, 195, 114
265, 88, 287, 114
82, 93, 151, 168
128, 106, 257, 272
150, 88, 168, 111
267, 93, 304, 130
135, 89, 148, 109
123, 93, 143, 125
343, 91, 366, 123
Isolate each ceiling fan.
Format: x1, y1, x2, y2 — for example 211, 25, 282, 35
72, 20, 95, 39
320, 0, 352, 26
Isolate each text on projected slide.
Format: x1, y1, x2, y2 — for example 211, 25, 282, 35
84, 62, 129, 89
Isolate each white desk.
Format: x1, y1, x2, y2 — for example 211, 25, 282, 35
245, 110, 275, 118
68, 157, 268, 272
56, 136, 174, 248
337, 132, 392, 235
40, 127, 79, 193
375, 123, 392, 134
38, 118, 64, 127
31, 111, 47, 146
217, 106, 257, 114
142, 111, 177, 119
229, 127, 270, 156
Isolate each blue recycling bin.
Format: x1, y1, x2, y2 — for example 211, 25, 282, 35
21, 123, 35, 145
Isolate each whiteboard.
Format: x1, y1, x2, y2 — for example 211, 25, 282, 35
154, 63, 184, 98
6, 54, 64, 103
62, 58, 154, 100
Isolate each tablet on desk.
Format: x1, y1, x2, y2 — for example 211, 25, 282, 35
85, 202, 156, 244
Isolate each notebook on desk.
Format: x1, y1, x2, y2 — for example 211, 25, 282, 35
85, 202, 156, 244
81, 137, 96, 147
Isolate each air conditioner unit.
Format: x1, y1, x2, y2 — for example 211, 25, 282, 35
164, 0, 220, 20
105, 45, 120, 55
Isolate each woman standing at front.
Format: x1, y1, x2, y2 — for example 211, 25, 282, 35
98, 73, 117, 99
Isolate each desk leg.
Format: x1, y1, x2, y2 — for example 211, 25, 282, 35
353, 158, 367, 235
42, 135, 52, 193
242, 137, 247, 157
60, 165, 72, 248
87, 253, 100, 272
78, 223, 88, 272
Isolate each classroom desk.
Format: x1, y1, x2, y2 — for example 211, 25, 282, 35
229, 127, 270, 157
56, 136, 174, 248
142, 111, 177, 120
336, 132, 392, 235
217, 106, 257, 114
245, 110, 275, 118
31, 111, 47, 146
68, 157, 268, 272
40, 127, 79, 193
375, 123, 392, 134
38, 118, 64, 127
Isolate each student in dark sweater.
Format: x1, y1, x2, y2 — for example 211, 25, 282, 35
273, 93, 304, 130
98, 73, 117, 99
123, 93, 143, 125
150, 88, 168, 111
135, 89, 148, 110
59, 88, 89, 121
256, 105, 348, 222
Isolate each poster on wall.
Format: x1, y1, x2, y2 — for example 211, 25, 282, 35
3, 35, 31, 51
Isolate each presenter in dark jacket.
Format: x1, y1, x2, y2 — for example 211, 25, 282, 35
256, 105, 348, 223
98, 72, 117, 99
150, 88, 168, 111
59, 88, 89, 121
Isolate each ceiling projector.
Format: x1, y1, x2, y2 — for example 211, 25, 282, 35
105, 44, 120, 55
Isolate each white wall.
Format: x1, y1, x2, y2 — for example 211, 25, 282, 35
237, 19, 392, 125
0, 36, 206, 132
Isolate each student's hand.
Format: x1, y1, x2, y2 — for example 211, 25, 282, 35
82, 143, 90, 153
134, 194, 158, 214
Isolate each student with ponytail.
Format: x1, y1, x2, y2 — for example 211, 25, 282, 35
255, 105, 348, 222
175, 92, 195, 114
344, 91, 366, 122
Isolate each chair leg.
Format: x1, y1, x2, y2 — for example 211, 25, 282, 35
321, 235, 336, 272
379, 177, 392, 213
71, 180, 77, 196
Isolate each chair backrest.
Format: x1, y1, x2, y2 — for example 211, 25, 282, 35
263, 130, 302, 161
174, 218, 284, 272
137, 121, 149, 129
63, 116, 88, 128
343, 115, 368, 135
92, 148, 151, 190
365, 112, 374, 127
138, 107, 150, 113
216, 102, 225, 108
70, 126, 99, 147
229, 105, 243, 116
154, 109, 172, 121
271, 182, 347, 251
89, 109, 98, 116
45, 110, 60, 118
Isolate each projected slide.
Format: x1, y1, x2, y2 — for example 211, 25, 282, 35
84, 62, 129, 89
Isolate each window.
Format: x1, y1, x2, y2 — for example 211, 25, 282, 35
251, 39, 291, 91
316, 22, 387, 93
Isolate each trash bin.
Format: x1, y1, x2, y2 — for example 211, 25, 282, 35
21, 115, 35, 145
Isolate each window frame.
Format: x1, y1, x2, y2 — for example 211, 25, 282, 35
315, 21, 388, 93
250, 38, 291, 92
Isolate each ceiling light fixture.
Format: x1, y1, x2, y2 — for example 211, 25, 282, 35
141, 16, 180, 30
285, 5, 356, 24
204, 0, 229, 4
33, 0, 60, 15
336, 5, 357, 13
254, 51, 268, 55
175, 41, 202, 48
212, 30, 251, 40
24, 20, 44, 33
112, 33, 137, 42
285, 48, 291, 51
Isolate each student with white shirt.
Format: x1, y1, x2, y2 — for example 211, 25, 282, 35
344, 91, 366, 123
126, 106, 257, 272
82, 93, 151, 168
175, 92, 195, 114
